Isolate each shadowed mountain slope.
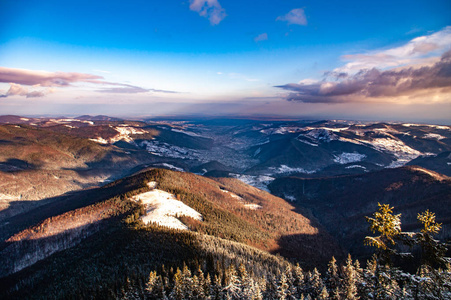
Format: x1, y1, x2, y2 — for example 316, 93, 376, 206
269, 166, 451, 261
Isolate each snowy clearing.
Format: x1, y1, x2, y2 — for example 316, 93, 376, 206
244, 204, 262, 210
334, 152, 366, 164
345, 165, 367, 170
171, 128, 203, 137
359, 137, 422, 167
269, 165, 317, 175
423, 133, 446, 140
89, 137, 109, 144
132, 189, 202, 230
231, 174, 274, 192
297, 139, 319, 147
153, 163, 185, 172
220, 188, 262, 210
220, 189, 243, 200
284, 194, 297, 202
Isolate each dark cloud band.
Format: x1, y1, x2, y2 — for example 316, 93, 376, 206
276, 50, 451, 103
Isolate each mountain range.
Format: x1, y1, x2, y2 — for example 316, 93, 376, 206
0, 115, 449, 299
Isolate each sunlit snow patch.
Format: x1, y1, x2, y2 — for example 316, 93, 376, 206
358, 137, 422, 167
220, 188, 262, 210
220, 189, 243, 200
345, 165, 367, 170
244, 204, 262, 210
132, 186, 202, 230
423, 133, 446, 140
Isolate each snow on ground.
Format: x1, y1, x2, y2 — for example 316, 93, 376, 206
283, 194, 297, 202
231, 174, 275, 192
111, 126, 147, 143
304, 129, 336, 143
269, 165, 317, 175
260, 127, 299, 135
171, 128, 203, 137
89, 137, 109, 144
220, 189, 243, 200
88, 126, 148, 144
132, 188, 202, 230
334, 152, 366, 164
359, 137, 423, 167
297, 139, 319, 147
220, 188, 262, 210
403, 124, 450, 130
141, 140, 200, 159
51, 118, 94, 125
423, 133, 446, 140
244, 204, 262, 210
345, 165, 367, 170
147, 181, 157, 188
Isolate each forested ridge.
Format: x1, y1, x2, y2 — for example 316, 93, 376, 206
0, 169, 449, 299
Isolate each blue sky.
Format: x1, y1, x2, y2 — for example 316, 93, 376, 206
0, 0, 450, 123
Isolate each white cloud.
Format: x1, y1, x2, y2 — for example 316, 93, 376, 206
276, 27, 451, 104
254, 33, 268, 42
0, 83, 54, 98
337, 26, 451, 73
189, 0, 226, 25
277, 8, 307, 26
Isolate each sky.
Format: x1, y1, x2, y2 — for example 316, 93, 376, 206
0, 0, 450, 123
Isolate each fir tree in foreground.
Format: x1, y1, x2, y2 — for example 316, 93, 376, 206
131, 205, 450, 300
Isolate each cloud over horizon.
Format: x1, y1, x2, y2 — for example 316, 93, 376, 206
277, 8, 307, 26
0, 67, 176, 98
189, 0, 226, 25
276, 28, 451, 104
0, 83, 54, 98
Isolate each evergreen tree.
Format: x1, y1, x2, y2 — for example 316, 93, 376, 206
342, 254, 359, 300
145, 271, 167, 299
292, 263, 305, 298
276, 272, 289, 300
365, 203, 402, 266
307, 268, 324, 299
211, 274, 224, 300
326, 256, 340, 292
416, 210, 450, 268
223, 264, 241, 299
170, 268, 184, 300
239, 263, 255, 300
318, 286, 329, 300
